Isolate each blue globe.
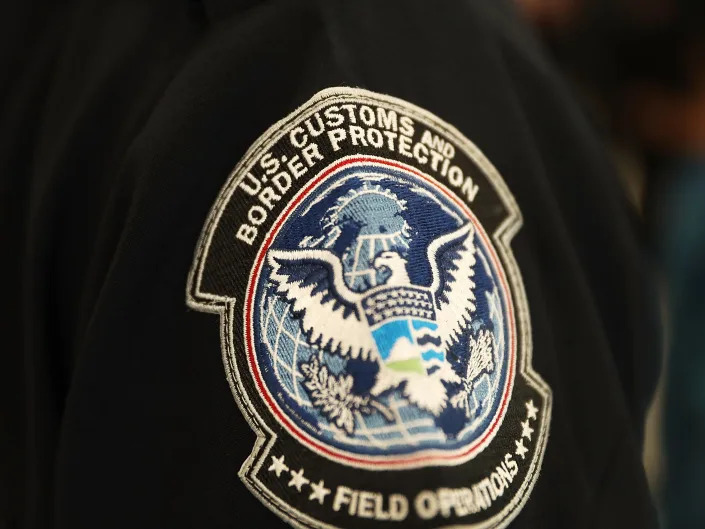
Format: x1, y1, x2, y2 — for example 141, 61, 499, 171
252, 163, 513, 463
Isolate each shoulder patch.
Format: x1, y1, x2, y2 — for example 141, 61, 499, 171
187, 87, 551, 528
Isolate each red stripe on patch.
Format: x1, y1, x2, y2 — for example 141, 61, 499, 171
244, 156, 516, 467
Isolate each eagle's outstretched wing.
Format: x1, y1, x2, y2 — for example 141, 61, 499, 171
267, 249, 376, 359
426, 223, 477, 351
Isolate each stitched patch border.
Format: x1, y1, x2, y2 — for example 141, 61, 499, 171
187, 87, 551, 529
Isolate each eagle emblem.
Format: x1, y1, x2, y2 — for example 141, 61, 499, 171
268, 222, 477, 416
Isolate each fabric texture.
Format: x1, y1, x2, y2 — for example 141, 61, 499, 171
0, 1, 660, 527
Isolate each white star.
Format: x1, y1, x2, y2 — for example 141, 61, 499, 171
288, 468, 310, 492
515, 438, 529, 460
521, 419, 534, 441
525, 399, 539, 421
267, 455, 289, 478
308, 480, 331, 504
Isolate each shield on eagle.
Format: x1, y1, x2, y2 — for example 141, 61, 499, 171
363, 286, 445, 376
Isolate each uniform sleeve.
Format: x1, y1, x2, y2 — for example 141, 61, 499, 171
49, 2, 660, 528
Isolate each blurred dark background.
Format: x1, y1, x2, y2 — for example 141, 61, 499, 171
516, 1, 705, 527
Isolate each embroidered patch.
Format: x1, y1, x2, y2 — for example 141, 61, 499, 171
187, 87, 551, 528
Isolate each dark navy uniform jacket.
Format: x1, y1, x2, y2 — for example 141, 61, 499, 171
1, 1, 661, 528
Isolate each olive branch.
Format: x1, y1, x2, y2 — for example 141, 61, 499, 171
300, 357, 394, 435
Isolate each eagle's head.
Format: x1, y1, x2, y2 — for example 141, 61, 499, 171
373, 251, 410, 285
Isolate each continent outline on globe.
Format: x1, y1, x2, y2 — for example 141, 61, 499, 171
187, 87, 552, 529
